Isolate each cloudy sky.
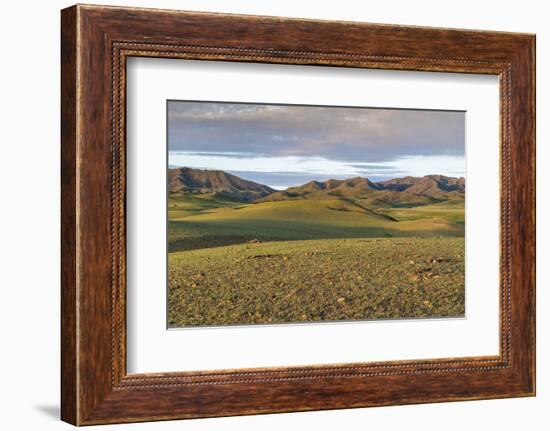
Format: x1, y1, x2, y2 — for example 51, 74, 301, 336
168, 100, 465, 189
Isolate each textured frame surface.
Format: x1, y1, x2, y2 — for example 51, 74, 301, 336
61, 4, 535, 425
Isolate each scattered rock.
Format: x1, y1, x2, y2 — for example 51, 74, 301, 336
247, 254, 274, 259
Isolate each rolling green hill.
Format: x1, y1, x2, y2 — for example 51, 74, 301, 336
168, 193, 464, 252
167, 169, 464, 251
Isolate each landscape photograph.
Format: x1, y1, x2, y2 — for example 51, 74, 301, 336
167, 100, 466, 328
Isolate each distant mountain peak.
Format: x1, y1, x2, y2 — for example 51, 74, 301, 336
168, 167, 275, 202
379, 175, 465, 197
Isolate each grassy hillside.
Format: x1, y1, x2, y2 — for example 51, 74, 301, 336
168, 192, 464, 252
168, 237, 465, 327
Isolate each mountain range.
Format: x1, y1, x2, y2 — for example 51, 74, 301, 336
168, 167, 465, 205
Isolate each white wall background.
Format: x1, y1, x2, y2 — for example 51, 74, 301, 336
0, 0, 546, 429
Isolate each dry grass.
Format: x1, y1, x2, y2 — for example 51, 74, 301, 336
168, 237, 465, 327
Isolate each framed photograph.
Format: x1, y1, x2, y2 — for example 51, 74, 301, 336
165, 100, 467, 328
61, 4, 535, 425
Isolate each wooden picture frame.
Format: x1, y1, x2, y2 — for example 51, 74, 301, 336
61, 4, 535, 425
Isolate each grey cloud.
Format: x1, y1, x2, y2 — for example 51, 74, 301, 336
168, 101, 464, 163
170, 150, 258, 159
349, 164, 398, 171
